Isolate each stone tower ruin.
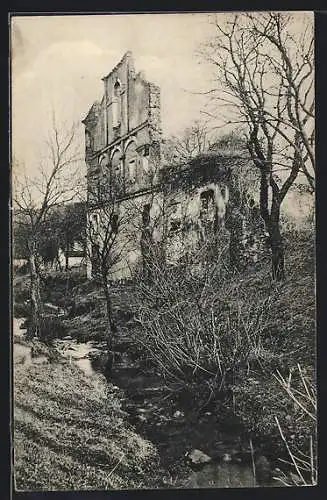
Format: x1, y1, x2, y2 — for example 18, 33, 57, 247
83, 52, 266, 280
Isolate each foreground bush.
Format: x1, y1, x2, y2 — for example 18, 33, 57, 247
13, 301, 31, 318
273, 365, 317, 486
135, 255, 278, 390
232, 366, 316, 451
13, 275, 30, 304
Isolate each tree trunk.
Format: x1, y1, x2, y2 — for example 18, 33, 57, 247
27, 246, 43, 339
140, 229, 152, 281
259, 170, 285, 281
268, 220, 285, 281
65, 234, 69, 271
102, 275, 116, 377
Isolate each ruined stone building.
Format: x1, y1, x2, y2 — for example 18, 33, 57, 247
83, 52, 265, 280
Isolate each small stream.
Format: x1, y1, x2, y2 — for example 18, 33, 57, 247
13, 316, 278, 489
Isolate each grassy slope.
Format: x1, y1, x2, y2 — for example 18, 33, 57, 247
14, 345, 159, 491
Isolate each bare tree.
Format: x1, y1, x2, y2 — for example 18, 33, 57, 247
13, 113, 82, 338
85, 159, 147, 374
86, 199, 122, 373
200, 12, 314, 279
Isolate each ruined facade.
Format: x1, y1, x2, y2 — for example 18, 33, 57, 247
83, 53, 265, 280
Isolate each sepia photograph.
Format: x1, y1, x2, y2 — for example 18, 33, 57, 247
11, 11, 316, 491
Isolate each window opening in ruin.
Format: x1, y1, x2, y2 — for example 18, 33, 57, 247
128, 159, 137, 181
111, 213, 119, 233
169, 202, 182, 234
170, 220, 181, 233
142, 204, 151, 227
143, 144, 150, 157
112, 81, 121, 129
200, 189, 215, 213
125, 141, 138, 183
111, 151, 123, 186
91, 213, 99, 232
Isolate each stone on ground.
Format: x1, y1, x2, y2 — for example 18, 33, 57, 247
187, 449, 212, 465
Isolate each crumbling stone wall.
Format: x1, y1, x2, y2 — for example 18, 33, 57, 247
86, 161, 266, 280
226, 181, 267, 270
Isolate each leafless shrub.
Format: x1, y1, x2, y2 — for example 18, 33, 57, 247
134, 236, 275, 394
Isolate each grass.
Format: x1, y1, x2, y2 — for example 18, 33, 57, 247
13, 343, 160, 491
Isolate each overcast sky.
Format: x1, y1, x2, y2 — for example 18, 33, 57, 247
12, 13, 217, 175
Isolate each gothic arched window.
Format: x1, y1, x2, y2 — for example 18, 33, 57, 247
112, 80, 121, 129
111, 150, 123, 174
125, 141, 138, 184
98, 155, 109, 201
110, 149, 123, 194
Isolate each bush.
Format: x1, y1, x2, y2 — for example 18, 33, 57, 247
273, 365, 317, 486
133, 228, 316, 473
134, 254, 277, 395
73, 278, 99, 295
13, 301, 31, 318
232, 365, 316, 485
41, 315, 68, 342
14, 262, 29, 275
232, 375, 311, 451
69, 298, 97, 317
41, 271, 87, 305
25, 314, 68, 343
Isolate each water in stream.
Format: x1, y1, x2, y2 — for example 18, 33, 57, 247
186, 462, 257, 488
13, 316, 278, 489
